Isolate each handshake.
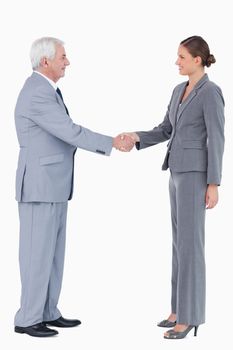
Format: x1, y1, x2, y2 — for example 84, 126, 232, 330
113, 132, 140, 152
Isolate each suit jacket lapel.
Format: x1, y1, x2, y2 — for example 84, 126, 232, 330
56, 93, 65, 109
176, 74, 209, 123
169, 83, 187, 126
172, 84, 186, 125
176, 89, 197, 122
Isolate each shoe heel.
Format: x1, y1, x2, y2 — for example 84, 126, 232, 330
194, 326, 198, 337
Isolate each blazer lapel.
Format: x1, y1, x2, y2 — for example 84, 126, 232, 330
176, 89, 197, 122
176, 74, 209, 123
56, 93, 65, 109
170, 83, 187, 126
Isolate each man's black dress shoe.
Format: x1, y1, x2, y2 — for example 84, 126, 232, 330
15, 323, 58, 337
43, 316, 81, 328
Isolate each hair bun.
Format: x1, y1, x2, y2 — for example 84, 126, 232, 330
206, 54, 216, 67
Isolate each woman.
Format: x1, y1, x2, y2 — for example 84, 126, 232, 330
125, 36, 225, 339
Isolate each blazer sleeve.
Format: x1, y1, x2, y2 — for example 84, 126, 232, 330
29, 86, 113, 156
203, 84, 225, 185
135, 95, 173, 150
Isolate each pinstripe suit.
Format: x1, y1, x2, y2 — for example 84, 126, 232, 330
136, 74, 224, 324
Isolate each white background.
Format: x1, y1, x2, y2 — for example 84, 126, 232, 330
0, 0, 232, 349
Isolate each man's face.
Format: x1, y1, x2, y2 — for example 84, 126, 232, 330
45, 44, 70, 82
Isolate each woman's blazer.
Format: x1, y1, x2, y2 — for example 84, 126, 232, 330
136, 74, 225, 185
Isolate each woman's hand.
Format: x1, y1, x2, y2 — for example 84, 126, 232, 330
121, 132, 140, 143
205, 184, 219, 209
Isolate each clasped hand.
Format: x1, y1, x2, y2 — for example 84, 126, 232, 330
113, 132, 140, 152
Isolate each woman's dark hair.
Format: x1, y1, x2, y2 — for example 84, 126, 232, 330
180, 36, 216, 67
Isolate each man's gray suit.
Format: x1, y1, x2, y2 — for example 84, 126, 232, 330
14, 72, 113, 326
136, 74, 225, 325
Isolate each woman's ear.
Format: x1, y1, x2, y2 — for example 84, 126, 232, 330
195, 56, 202, 66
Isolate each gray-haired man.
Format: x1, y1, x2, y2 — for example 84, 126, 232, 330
14, 37, 134, 337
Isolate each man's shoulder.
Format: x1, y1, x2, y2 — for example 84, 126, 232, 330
23, 72, 55, 97
30, 72, 54, 89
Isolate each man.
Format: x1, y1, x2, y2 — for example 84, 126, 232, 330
14, 37, 134, 337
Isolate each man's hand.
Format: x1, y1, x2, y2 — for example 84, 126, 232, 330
205, 184, 219, 209
113, 134, 135, 152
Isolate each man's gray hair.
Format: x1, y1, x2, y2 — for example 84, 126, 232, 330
30, 37, 64, 70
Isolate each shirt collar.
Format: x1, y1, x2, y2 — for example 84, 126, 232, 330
34, 70, 57, 90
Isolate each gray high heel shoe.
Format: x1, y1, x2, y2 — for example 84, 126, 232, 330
164, 325, 198, 339
157, 319, 176, 328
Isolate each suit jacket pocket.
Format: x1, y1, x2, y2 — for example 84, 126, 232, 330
182, 140, 204, 149
40, 153, 64, 165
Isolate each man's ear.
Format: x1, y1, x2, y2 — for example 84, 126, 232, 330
40, 57, 49, 68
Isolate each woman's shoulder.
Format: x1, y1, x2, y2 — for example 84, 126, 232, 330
202, 79, 224, 104
203, 80, 223, 98
203, 79, 222, 94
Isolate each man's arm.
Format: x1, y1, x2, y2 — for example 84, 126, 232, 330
29, 87, 115, 155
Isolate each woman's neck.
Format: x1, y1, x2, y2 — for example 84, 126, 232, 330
188, 70, 205, 88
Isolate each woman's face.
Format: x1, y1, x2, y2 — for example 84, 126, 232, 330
175, 45, 201, 76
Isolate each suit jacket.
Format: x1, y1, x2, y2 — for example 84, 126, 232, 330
15, 72, 113, 202
136, 74, 225, 185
